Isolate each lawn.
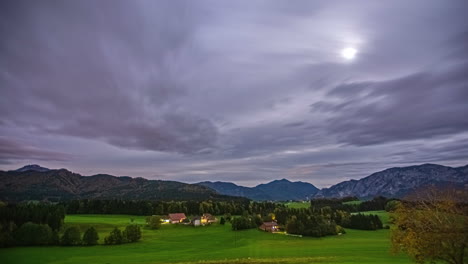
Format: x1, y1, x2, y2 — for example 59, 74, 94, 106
355, 210, 391, 225
284, 202, 310, 209
0, 213, 410, 264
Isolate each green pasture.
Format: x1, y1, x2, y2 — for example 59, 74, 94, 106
356, 210, 391, 225
284, 202, 310, 209
0, 213, 409, 264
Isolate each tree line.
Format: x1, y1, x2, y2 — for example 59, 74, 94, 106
63, 199, 254, 216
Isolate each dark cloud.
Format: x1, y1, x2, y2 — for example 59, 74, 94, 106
0, 0, 217, 154
314, 62, 468, 146
0, 137, 72, 163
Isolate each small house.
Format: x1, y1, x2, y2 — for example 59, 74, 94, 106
259, 221, 279, 233
168, 213, 186, 224
201, 213, 217, 224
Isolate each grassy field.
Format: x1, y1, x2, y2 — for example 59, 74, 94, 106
0, 213, 409, 264
284, 202, 310, 209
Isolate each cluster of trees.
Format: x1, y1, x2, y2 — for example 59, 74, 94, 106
231, 215, 262, 230
230, 207, 345, 237
0, 223, 99, 247
275, 207, 341, 237
104, 225, 141, 245
61, 226, 99, 246
0, 203, 65, 247
342, 213, 383, 230
285, 214, 338, 237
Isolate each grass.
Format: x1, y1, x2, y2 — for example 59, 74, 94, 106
0, 213, 409, 264
284, 202, 310, 209
354, 210, 391, 225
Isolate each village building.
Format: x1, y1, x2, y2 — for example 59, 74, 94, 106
259, 221, 279, 233
168, 213, 186, 224
201, 213, 217, 224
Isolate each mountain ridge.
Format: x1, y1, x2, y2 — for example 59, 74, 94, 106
0, 168, 244, 202
198, 178, 319, 201
314, 163, 468, 198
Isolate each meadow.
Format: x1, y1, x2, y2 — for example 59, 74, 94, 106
0, 213, 410, 264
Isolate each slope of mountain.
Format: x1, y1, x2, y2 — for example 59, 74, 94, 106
315, 163, 468, 198
198, 179, 319, 201
0, 168, 243, 202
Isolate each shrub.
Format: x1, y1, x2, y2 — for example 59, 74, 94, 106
14, 222, 53, 246
124, 225, 141, 243
104, 227, 123, 245
82, 227, 99, 246
146, 215, 161, 230
61, 226, 82, 246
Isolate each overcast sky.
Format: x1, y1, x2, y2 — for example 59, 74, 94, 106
1, 0, 467, 187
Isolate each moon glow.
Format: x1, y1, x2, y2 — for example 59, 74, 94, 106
341, 47, 357, 60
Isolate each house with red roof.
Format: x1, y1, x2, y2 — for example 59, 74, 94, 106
168, 213, 186, 224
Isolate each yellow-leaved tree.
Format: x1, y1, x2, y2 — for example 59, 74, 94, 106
391, 186, 467, 264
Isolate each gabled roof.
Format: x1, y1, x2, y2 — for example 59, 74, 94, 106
168, 213, 186, 221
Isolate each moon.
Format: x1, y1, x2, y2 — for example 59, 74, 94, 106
341, 47, 357, 60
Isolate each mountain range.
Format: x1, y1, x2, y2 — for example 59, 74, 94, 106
1, 163, 467, 202
198, 179, 319, 201
0, 166, 243, 202
315, 163, 468, 199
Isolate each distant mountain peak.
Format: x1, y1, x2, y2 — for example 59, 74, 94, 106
15, 164, 50, 172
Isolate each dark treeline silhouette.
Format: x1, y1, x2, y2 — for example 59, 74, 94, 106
0, 203, 65, 247
0, 203, 65, 231
63, 199, 275, 216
